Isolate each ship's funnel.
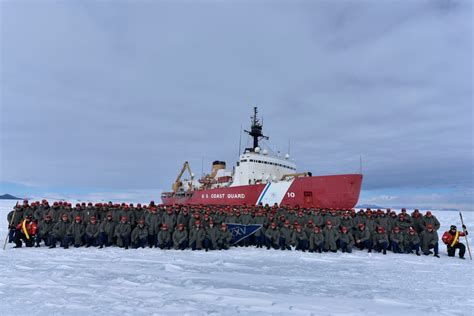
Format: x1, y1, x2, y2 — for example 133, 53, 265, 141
211, 160, 226, 178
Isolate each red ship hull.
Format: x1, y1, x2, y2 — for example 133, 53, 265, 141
161, 174, 363, 209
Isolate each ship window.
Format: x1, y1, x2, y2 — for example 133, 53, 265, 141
241, 159, 247, 162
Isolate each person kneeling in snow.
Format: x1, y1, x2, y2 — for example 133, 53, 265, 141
339, 226, 354, 253
157, 224, 172, 249
265, 222, 281, 250
404, 227, 421, 256
355, 223, 372, 253
323, 220, 339, 253
85, 216, 100, 247
390, 226, 404, 253
13, 215, 37, 248
309, 226, 324, 253
442, 225, 468, 260
173, 223, 188, 250
279, 220, 293, 250
373, 226, 388, 255
115, 216, 132, 249
131, 219, 148, 249
204, 220, 219, 251
98, 212, 115, 249
189, 220, 206, 251
65, 216, 86, 248
420, 224, 439, 258
292, 224, 308, 252
35, 213, 54, 247
217, 223, 232, 250
50, 214, 70, 248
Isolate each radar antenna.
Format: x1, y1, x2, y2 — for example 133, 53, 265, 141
243, 107, 269, 152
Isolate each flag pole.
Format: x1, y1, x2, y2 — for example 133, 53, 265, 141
459, 211, 472, 260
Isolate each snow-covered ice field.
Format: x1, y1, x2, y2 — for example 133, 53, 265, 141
0, 200, 473, 316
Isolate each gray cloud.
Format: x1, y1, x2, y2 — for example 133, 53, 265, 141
1, 1, 472, 195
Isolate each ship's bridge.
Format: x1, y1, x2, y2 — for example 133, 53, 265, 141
231, 148, 296, 187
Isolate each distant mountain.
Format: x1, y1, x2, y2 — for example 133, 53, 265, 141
356, 204, 385, 209
0, 194, 22, 200
439, 208, 460, 212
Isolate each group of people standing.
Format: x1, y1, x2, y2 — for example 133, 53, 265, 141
6, 200, 469, 259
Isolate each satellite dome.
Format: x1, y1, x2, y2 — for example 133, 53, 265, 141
255, 147, 261, 153
262, 149, 268, 155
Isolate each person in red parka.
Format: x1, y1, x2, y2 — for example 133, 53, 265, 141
13, 215, 37, 248
442, 225, 468, 259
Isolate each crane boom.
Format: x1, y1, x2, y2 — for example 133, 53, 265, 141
281, 172, 309, 181
172, 161, 194, 193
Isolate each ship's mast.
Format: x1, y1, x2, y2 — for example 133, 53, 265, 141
244, 107, 269, 152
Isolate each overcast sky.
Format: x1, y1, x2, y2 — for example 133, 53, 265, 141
1, 1, 472, 209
